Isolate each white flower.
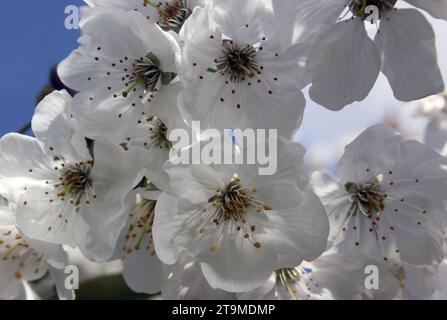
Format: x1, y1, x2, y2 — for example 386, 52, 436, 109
0, 195, 73, 300
415, 91, 447, 152
311, 124, 447, 266
0, 91, 148, 261
120, 83, 191, 187
365, 260, 439, 299
58, 7, 181, 143
153, 136, 329, 292
161, 253, 235, 300
238, 253, 366, 300
113, 190, 163, 294
178, 0, 307, 138
238, 266, 329, 300
315, 254, 440, 300
73, 82, 189, 192
273, 0, 445, 109
84, 0, 209, 35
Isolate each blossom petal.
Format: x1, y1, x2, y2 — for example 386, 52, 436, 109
213, 0, 274, 44
308, 19, 381, 110
375, 8, 444, 101
200, 234, 277, 292
122, 252, 163, 294
32, 90, 90, 160
405, 0, 447, 21
336, 124, 402, 184
272, 0, 346, 48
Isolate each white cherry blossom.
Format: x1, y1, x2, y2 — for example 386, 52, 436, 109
311, 124, 447, 266
238, 253, 366, 300
0, 195, 73, 300
113, 189, 163, 294
153, 136, 329, 292
0, 91, 148, 261
178, 0, 307, 138
58, 7, 181, 143
84, 0, 209, 34
273, 0, 445, 109
161, 253, 235, 299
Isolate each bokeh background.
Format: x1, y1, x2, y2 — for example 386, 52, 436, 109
0, 0, 446, 173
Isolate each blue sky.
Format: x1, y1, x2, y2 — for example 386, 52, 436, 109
0, 0, 84, 136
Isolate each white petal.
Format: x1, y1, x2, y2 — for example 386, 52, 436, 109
0, 134, 53, 180
375, 9, 444, 101
123, 252, 163, 294
73, 200, 130, 261
250, 187, 329, 263
16, 186, 78, 248
200, 235, 277, 292
385, 139, 447, 211
405, 0, 447, 20
162, 253, 235, 300
336, 124, 402, 184
153, 193, 190, 264
32, 90, 90, 160
384, 198, 444, 265
0, 134, 54, 202
308, 19, 381, 110
71, 92, 145, 143
213, 0, 274, 44
247, 137, 307, 188
90, 140, 147, 205
272, 0, 346, 48
163, 162, 226, 205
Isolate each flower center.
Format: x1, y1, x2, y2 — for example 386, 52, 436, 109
199, 175, 272, 252
348, 0, 397, 18
345, 176, 386, 217
1, 229, 46, 279
208, 176, 271, 222
56, 161, 93, 206
147, 116, 172, 150
275, 268, 302, 300
122, 196, 157, 256
123, 52, 174, 97
144, 0, 192, 33
216, 40, 260, 83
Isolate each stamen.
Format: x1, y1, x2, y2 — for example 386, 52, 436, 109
125, 52, 174, 96
144, 0, 192, 33
1, 229, 46, 279
146, 116, 172, 150
347, 0, 397, 19
195, 175, 271, 248
56, 161, 93, 207
215, 41, 260, 83
275, 268, 302, 300
345, 176, 386, 218
122, 197, 157, 257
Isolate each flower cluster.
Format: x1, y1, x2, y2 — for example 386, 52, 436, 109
1, 0, 447, 300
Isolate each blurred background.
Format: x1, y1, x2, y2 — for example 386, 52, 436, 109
0, 0, 446, 173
